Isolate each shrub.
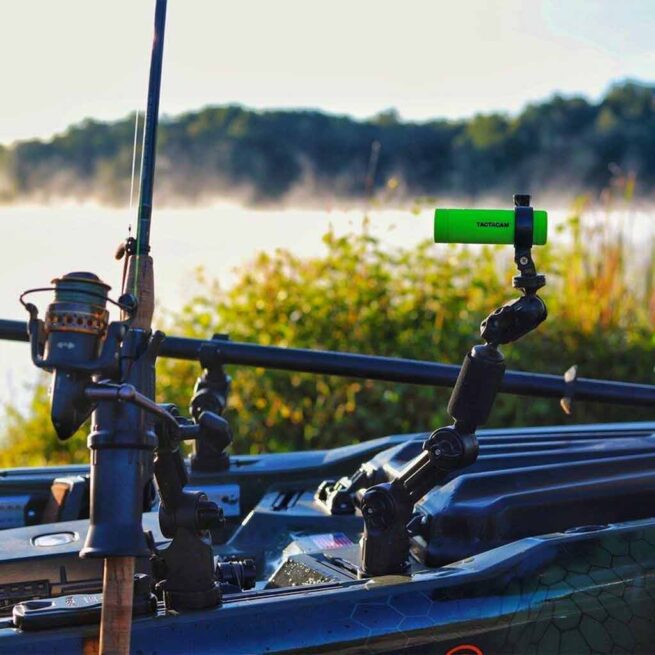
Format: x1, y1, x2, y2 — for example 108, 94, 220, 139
2, 200, 654, 464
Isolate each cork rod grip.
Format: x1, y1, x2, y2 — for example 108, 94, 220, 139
99, 557, 135, 655
123, 255, 155, 329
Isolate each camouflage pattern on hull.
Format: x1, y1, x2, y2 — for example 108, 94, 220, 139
3, 518, 655, 654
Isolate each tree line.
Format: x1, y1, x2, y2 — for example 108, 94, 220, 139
0, 81, 653, 205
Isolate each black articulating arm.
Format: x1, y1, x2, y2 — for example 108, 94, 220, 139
359, 194, 548, 577
189, 340, 233, 472
151, 404, 229, 609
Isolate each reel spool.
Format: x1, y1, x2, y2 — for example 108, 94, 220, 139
44, 272, 111, 363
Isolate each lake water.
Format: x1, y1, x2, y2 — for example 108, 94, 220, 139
0, 201, 649, 411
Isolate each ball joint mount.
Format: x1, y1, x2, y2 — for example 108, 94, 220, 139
357, 194, 548, 577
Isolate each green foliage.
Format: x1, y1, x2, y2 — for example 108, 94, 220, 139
2, 81, 655, 204
0, 377, 87, 467
3, 193, 654, 465
156, 229, 509, 454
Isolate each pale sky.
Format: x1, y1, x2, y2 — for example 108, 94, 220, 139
0, 0, 654, 144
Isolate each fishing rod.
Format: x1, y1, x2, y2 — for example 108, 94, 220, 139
3, 317, 655, 409
98, 0, 167, 650
16, 2, 171, 653
16, 1, 237, 648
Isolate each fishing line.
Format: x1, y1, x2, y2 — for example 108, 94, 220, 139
137, 108, 147, 206
129, 110, 141, 211
122, 110, 142, 296
133, 105, 148, 298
